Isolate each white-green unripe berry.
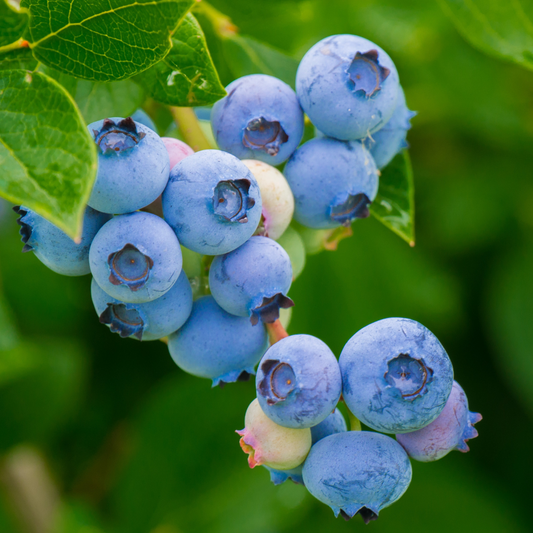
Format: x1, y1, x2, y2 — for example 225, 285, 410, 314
277, 226, 306, 280
236, 399, 311, 470
242, 160, 294, 240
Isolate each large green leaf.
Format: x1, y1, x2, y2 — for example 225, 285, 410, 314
370, 150, 415, 246
21, 0, 195, 81
43, 68, 146, 124
0, 47, 37, 70
0, 0, 29, 47
221, 34, 299, 88
439, 0, 533, 70
0, 69, 97, 239
137, 13, 225, 107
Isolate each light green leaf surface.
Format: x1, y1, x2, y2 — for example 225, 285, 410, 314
43, 67, 146, 124
0, 0, 29, 47
221, 33, 299, 88
370, 150, 415, 246
439, 0, 533, 70
0, 69, 97, 239
21, 0, 195, 81
137, 13, 225, 106
0, 47, 37, 70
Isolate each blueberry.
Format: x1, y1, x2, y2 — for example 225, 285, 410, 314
162, 150, 262, 255
339, 317, 454, 433
236, 399, 311, 470
87, 117, 170, 214
167, 296, 269, 387
364, 87, 416, 169
241, 160, 295, 241
255, 334, 342, 428
211, 74, 304, 166
89, 211, 182, 304
284, 137, 379, 229
266, 408, 347, 485
396, 380, 482, 461
13, 205, 111, 276
161, 137, 194, 171
91, 269, 192, 341
296, 34, 399, 140
131, 109, 158, 133
302, 431, 412, 522
209, 236, 293, 325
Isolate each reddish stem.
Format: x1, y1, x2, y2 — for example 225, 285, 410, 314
266, 320, 289, 345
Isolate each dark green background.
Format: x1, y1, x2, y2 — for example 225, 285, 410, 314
1, 0, 532, 531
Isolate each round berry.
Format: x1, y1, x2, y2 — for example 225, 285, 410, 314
211, 75, 304, 166
339, 317, 454, 433
296, 34, 400, 140
89, 212, 182, 304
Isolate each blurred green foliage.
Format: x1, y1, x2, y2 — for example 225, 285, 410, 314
1, 0, 533, 531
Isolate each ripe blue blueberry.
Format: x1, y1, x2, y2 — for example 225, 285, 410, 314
209, 236, 293, 325
396, 380, 482, 461
302, 431, 412, 522
87, 117, 170, 214
284, 137, 379, 229
90, 269, 192, 341
364, 87, 416, 169
162, 150, 262, 255
168, 296, 269, 387
255, 334, 342, 428
296, 34, 400, 140
13, 205, 111, 276
89, 211, 182, 304
266, 408, 347, 486
339, 317, 454, 433
211, 74, 304, 166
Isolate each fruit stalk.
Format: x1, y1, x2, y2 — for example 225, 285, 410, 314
266, 319, 289, 345
170, 107, 212, 152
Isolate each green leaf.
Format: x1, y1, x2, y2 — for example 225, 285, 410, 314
0, 339, 86, 451
0, 0, 29, 47
0, 47, 37, 70
221, 33, 299, 88
137, 13, 225, 107
42, 68, 145, 124
439, 0, 533, 70
370, 150, 415, 246
21, 0, 195, 81
0, 69, 97, 239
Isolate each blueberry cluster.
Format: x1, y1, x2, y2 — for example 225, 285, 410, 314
239, 319, 481, 523
12, 33, 480, 521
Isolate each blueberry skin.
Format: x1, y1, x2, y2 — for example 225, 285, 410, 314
89, 212, 182, 304
168, 296, 269, 387
256, 334, 342, 428
90, 269, 192, 341
303, 431, 412, 522
211, 74, 304, 166
209, 236, 293, 325
87, 117, 170, 214
284, 137, 379, 229
339, 318, 454, 434
162, 150, 262, 255
14, 205, 111, 276
396, 380, 482, 461
296, 34, 399, 141
131, 109, 158, 133
364, 87, 415, 169
267, 408, 347, 485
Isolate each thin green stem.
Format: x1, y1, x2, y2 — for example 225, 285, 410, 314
194, 2, 238, 38
0, 38, 30, 56
170, 107, 212, 152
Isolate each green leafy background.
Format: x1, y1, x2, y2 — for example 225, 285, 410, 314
1, 0, 533, 531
